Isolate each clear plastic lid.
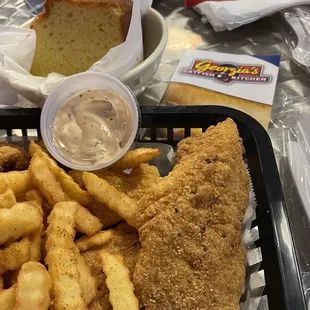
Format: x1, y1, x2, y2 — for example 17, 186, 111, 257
40, 72, 140, 171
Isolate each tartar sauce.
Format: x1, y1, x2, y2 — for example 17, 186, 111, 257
53, 89, 134, 165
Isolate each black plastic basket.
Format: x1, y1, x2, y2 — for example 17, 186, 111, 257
0, 105, 305, 310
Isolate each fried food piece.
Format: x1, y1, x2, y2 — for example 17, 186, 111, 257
70, 164, 160, 200
0, 238, 31, 274
76, 254, 96, 305
101, 252, 139, 310
24, 190, 44, 261
71, 164, 160, 229
133, 119, 250, 310
46, 202, 77, 251
14, 262, 52, 310
93, 164, 160, 201
29, 153, 69, 206
76, 231, 114, 252
0, 285, 16, 310
0, 202, 42, 245
25, 189, 43, 208
86, 202, 121, 229
0, 189, 16, 209
0, 171, 32, 198
28, 222, 44, 262
47, 249, 87, 310
0, 143, 30, 171
75, 204, 103, 236
83, 173, 138, 228
29, 141, 94, 206
112, 148, 160, 170
83, 223, 140, 310
45, 202, 87, 309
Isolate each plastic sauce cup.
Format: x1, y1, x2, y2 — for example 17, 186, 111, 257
40, 72, 140, 171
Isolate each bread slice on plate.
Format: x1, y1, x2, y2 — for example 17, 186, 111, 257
30, 0, 132, 77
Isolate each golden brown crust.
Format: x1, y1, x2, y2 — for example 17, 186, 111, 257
30, 0, 132, 39
134, 119, 249, 310
0, 143, 30, 171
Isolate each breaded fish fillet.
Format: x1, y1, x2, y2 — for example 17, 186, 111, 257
133, 118, 250, 310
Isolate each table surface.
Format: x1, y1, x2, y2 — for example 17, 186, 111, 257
2, 0, 310, 304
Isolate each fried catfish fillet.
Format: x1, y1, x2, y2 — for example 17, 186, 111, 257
133, 118, 250, 310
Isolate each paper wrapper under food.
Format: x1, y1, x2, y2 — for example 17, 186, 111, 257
0, 0, 152, 107
162, 50, 281, 130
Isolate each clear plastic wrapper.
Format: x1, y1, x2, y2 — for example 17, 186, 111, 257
275, 6, 310, 76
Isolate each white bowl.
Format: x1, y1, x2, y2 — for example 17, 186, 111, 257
21, 8, 168, 96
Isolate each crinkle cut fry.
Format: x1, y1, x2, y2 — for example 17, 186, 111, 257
0, 238, 31, 275
0, 201, 42, 245
14, 262, 52, 310
0, 285, 16, 310
83, 172, 138, 228
45, 202, 87, 309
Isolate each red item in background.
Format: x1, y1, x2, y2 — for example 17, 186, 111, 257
185, 0, 235, 8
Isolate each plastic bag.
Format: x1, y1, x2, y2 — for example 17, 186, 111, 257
274, 6, 310, 77
191, 0, 310, 32
0, 0, 152, 106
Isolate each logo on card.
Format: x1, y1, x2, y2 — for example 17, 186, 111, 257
179, 60, 272, 84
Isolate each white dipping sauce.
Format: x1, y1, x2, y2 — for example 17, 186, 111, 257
53, 89, 133, 165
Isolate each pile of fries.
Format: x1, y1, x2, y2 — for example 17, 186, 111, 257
0, 141, 160, 309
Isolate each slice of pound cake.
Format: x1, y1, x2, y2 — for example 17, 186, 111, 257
30, 0, 132, 77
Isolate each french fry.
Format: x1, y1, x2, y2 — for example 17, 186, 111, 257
58, 170, 94, 206
0, 171, 32, 198
25, 189, 43, 209
30, 141, 94, 206
0, 189, 16, 209
83, 172, 138, 228
46, 202, 78, 251
0, 238, 31, 274
14, 262, 52, 310
29, 140, 44, 156
76, 230, 114, 252
25, 190, 44, 262
112, 148, 160, 170
45, 202, 87, 310
29, 223, 44, 262
46, 249, 87, 310
29, 153, 69, 206
0, 285, 16, 310
0, 202, 42, 245
75, 204, 103, 236
100, 252, 139, 310
76, 254, 96, 305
